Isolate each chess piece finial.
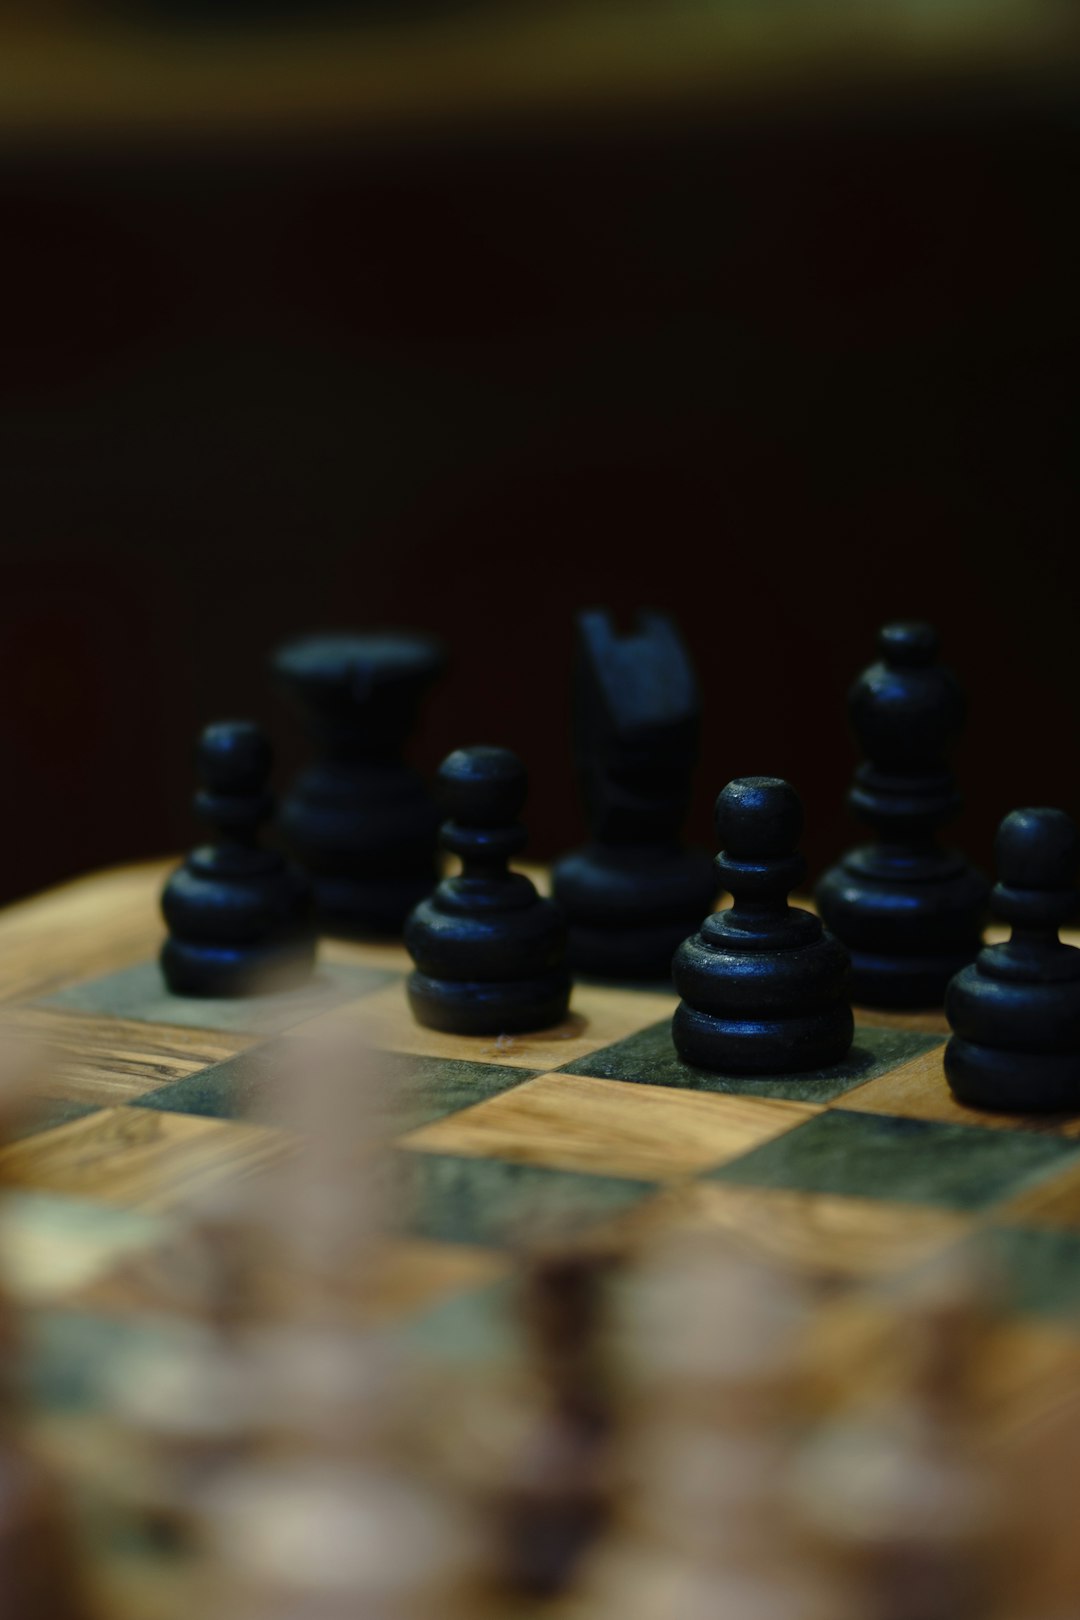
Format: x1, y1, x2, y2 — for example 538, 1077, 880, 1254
552, 610, 719, 980
272, 630, 445, 937
815, 621, 989, 1008
945, 807, 1080, 1112
404, 746, 571, 1034
161, 720, 316, 997
672, 778, 853, 1073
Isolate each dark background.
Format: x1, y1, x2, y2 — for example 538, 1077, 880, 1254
2, 71, 1077, 906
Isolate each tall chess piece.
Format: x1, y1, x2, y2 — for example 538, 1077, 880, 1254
815, 622, 989, 1009
945, 808, 1080, 1112
405, 747, 571, 1035
673, 778, 853, 1074
552, 610, 719, 980
272, 631, 444, 936
161, 721, 315, 997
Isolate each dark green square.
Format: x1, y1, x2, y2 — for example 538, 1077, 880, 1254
393, 1150, 655, 1249
983, 1226, 1080, 1319
132, 1044, 535, 1132
41, 959, 397, 1037
710, 1109, 1080, 1211
562, 1019, 943, 1103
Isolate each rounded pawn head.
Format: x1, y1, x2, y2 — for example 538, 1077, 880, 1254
438, 745, 528, 828
715, 776, 803, 859
995, 807, 1080, 892
878, 620, 939, 668
197, 721, 272, 795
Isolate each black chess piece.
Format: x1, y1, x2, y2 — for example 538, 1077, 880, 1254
161, 721, 316, 997
945, 808, 1080, 1112
405, 746, 571, 1035
815, 622, 989, 1009
672, 777, 853, 1074
551, 610, 719, 980
272, 630, 445, 937
496, 1252, 615, 1598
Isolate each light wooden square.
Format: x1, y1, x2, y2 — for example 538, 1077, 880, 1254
0, 1107, 288, 1213
843, 1047, 1080, 1138
399, 1070, 818, 1181
1, 1007, 253, 1107
591, 1180, 973, 1279
326, 979, 679, 1072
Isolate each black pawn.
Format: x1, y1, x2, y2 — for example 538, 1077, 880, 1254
672, 778, 853, 1074
945, 808, 1080, 1113
552, 609, 719, 980
161, 721, 316, 997
405, 747, 571, 1035
816, 622, 989, 1008
272, 630, 445, 937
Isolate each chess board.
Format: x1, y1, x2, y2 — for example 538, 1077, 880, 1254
4, 860, 1080, 1613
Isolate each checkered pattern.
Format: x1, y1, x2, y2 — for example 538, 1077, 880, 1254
5, 937, 1080, 1345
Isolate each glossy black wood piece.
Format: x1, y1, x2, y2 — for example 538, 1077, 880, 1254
272, 631, 444, 937
672, 777, 853, 1074
815, 622, 989, 1009
945, 808, 1080, 1112
161, 721, 316, 997
405, 746, 571, 1035
551, 609, 718, 980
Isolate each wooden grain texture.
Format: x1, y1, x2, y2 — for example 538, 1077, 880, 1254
588, 1179, 975, 1280
0, 860, 169, 1004
0, 1006, 254, 1106
0, 1105, 288, 1213
328, 977, 680, 1073
845, 1046, 1080, 1138
401, 1071, 819, 1182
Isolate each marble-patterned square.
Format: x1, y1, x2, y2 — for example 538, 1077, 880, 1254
40, 959, 397, 1037
132, 1044, 536, 1132
710, 1109, 1080, 1211
983, 1226, 1080, 1319
392, 1149, 656, 1249
561, 1020, 945, 1104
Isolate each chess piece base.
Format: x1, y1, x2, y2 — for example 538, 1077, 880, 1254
944, 1034, 1080, 1113
672, 997, 854, 1075
407, 970, 571, 1036
161, 934, 316, 998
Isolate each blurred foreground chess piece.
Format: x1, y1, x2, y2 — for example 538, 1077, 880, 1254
187, 1034, 483, 1620
945, 808, 1080, 1112
0, 1045, 96, 1620
495, 1251, 616, 1598
161, 721, 315, 996
816, 622, 989, 1008
792, 1251, 1002, 1620
552, 610, 718, 979
584, 1233, 855, 1619
405, 747, 571, 1034
273, 630, 445, 936
673, 777, 853, 1073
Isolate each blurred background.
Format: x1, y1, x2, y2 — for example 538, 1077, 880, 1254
1, 0, 1078, 905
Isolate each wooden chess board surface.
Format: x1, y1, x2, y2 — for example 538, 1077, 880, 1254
3, 861, 1080, 1614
